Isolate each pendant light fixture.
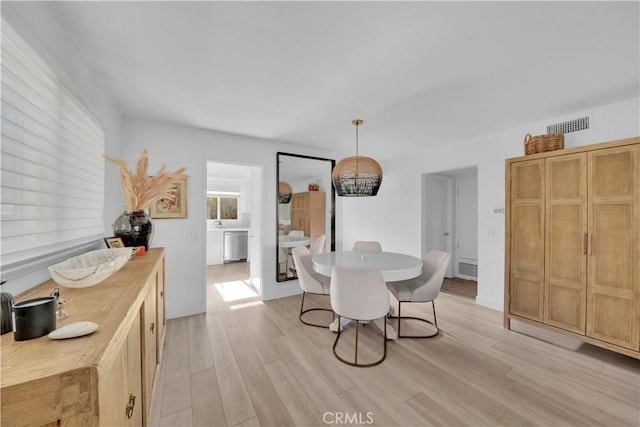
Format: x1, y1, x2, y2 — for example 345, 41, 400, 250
278, 181, 292, 204
332, 119, 383, 197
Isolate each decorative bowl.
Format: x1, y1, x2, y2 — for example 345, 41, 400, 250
48, 248, 134, 288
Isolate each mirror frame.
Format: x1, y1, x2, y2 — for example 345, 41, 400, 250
276, 152, 336, 282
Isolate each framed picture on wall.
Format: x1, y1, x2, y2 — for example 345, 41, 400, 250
150, 177, 187, 219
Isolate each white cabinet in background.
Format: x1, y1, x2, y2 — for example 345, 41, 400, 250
207, 229, 224, 265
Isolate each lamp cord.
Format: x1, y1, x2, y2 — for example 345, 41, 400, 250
354, 122, 360, 176
355, 122, 359, 158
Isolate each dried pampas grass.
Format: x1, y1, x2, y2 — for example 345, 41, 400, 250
106, 150, 188, 211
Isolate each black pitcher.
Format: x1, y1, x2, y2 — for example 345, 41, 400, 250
1, 280, 14, 335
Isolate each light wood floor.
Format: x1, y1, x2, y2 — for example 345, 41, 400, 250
150, 266, 639, 426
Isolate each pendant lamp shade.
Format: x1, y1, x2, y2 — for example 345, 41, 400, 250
332, 119, 383, 197
278, 181, 292, 204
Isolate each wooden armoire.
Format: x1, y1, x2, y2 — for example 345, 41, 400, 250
290, 191, 325, 242
504, 137, 639, 359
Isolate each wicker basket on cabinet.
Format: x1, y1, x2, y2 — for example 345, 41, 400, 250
524, 133, 564, 155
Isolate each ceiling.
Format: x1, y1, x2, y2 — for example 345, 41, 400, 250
51, 1, 639, 159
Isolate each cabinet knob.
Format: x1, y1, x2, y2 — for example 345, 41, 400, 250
150, 322, 155, 334
126, 394, 136, 419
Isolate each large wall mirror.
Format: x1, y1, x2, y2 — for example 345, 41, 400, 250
277, 152, 335, 282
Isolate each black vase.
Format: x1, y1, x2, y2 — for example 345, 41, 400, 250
113, 210, 154, 250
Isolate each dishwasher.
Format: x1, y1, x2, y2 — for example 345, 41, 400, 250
223, 231, 248, 263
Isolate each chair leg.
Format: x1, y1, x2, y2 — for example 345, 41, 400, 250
432, 300, 438, 328
299, 291, 334, 328
391, 300, 439, 339
397, 301, 402, 337
332, 315, 387, 367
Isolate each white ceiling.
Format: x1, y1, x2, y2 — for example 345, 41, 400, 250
52, 1, 639, 159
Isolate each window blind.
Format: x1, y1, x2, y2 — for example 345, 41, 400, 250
1, 20, 105, 279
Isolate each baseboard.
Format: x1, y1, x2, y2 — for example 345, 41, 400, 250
262, 280, 302, 301
475, 295, 503, 312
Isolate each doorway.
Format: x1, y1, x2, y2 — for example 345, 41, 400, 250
206, 161, 263, 300
422, 167, 478, 295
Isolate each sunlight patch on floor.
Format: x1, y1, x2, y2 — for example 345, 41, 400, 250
229, 300, 264, 310
214, 280, 258, 302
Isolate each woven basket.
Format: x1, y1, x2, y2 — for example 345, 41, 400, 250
524, 133, 564, 155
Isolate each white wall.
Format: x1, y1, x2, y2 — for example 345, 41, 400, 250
343, 97, 639, 311
5, 1, 638, 317
121, 117, 338, 318
341, 158, 422, 255
2, 3, 123, 296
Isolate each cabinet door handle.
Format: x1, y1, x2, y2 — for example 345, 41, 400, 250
582, 232, 588, 255
150, 322, 155, 334
126, 394, 136, 419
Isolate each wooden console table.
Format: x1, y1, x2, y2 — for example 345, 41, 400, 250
1, 247, 166, 426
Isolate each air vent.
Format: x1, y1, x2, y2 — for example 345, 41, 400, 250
458, 262, 477, 278
547, 116, 590, 134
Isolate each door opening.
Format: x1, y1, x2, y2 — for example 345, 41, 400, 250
206, 161, 263, 302
422, 167, 478, 297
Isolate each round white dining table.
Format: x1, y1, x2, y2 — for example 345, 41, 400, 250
312, 251, 423, 282
312, 250, 423, 339
278, 235, 310, 248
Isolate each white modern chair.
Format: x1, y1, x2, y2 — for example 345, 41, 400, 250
309, 234, 326, 256
278, 247, 288, 277
352, 241, 382, 254
386, 250, 450, 338
330, 265, 390, 367
285, 230, 305, 275
291, 246, 333, 328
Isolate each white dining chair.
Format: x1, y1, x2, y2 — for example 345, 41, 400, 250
352, 241, 382, 254
278, 247, 288, 277
330, 265, 390, 367
386, 250, 450, 338
291, 246, 333, 328
309, 234, 326, 256
284, 230, 306, 275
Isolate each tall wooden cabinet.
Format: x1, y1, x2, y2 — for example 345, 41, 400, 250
291, 191, 326, 242
504, 137, 639, 359
1, 248, 166, 425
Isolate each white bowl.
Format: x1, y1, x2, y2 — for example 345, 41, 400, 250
48, 248, 134, 288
